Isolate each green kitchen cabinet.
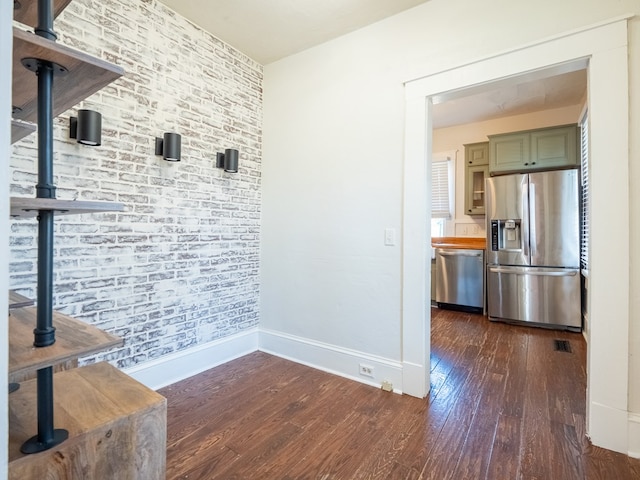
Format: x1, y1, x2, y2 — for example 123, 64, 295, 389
489, 124, 578, 175
464, 142, 489, 216
465, 142, 489, 166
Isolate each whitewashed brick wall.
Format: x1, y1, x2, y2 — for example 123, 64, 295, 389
9, 0, 262, 368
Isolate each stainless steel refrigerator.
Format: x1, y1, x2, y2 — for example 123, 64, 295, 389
485, 169, 581, 331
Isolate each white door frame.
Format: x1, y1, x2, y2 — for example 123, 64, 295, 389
402, 16, 631, 454
1, 0, 11, 476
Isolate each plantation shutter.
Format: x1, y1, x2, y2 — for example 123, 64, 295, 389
580, 112, 589, 271
431, 157, 451, 219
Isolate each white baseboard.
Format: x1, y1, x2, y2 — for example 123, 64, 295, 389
123, 327, 259, 390
628, 413, 640, 458
259, 328, 403, 393
122, 327, 404, 394
588, 401, 629, 454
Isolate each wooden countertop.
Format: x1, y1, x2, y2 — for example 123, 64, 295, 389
431, 237, 486, 250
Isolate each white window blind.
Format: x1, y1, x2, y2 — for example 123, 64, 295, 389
580, 112, 589, 271
431, 156, 452, 219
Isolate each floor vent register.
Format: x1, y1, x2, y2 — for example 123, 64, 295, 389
553, 339, 572, 353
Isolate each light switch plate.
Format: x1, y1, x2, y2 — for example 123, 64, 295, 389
384, 228, 396, 246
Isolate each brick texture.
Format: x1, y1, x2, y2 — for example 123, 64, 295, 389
9, 0, 262, 369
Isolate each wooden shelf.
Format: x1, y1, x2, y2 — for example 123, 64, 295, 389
9, 307, 123, 378
11, 119, 36, 144
9, 362, 166, 479
7, 6, 160, 479
9, 290, 34, 310
12, 27, 125, 124
10, 197, 125, 219
13, 0, 72, 28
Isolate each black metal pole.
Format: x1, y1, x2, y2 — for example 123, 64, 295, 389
34, 59, 56, 347
34, 0, 56, 41
20, 0, 68, 454
21, 367, 68, 453
36, 368, 55, 445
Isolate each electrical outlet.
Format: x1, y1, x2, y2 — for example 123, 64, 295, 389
359, 363, 374, 377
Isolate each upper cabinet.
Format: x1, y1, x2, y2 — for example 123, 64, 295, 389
464, 142, 489, 216
465, 142, 489, 166
488, 124, 578, 175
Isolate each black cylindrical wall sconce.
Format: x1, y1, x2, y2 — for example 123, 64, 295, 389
155, 132, 181, 161
70, 109, 102, 146
216, 148, 239, 173
224, 148, 238, 173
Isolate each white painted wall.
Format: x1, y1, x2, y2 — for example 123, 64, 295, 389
262, 0, 640, 453
433, 104, 584, 237
261, 48, 404, 361
1, 1, 10, 477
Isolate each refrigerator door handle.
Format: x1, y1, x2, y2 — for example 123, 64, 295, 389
488, 266, 578, 277
528, 182, 536, 258
522, 181, 530, 260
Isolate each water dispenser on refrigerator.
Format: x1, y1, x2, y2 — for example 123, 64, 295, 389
490, 219, 522, 252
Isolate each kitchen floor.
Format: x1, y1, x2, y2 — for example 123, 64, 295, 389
160, 308, 640, 479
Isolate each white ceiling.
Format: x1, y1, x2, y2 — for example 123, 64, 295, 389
158, 0, 430, 65
432, 69, 588, 129
158, 0, 588, 128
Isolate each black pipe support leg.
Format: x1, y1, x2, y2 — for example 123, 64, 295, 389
20, 0, 70, 455
20, 367, 68, 454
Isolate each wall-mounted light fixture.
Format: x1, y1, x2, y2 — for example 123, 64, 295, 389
155, 132, 181, 161
70, 109, 102, 146
216, 148, 239, 173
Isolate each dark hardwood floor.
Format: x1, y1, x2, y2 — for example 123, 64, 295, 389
160, 308, 640, 479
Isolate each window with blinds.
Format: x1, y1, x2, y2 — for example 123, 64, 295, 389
580, 111, 589, 271
431, 156, 452, 219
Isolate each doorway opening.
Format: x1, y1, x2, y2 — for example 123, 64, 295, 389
402, 17, 630, 454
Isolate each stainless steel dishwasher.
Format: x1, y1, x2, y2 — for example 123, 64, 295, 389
435, 248, 484, 311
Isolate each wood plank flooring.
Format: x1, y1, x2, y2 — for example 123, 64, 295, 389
160, 308, 640, 479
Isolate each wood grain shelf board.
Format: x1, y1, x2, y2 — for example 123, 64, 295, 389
13, 0, 72, 28
12, 27, 125, 124
9, 362, 166, 478
10, 197, 125, 219
9, 290, 34, 310
11, 118, 36, 144
9, 307, 123, 377
10, 358, 78, 385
